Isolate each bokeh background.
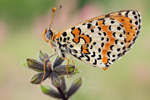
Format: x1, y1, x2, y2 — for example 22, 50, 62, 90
0, 0, 150, 100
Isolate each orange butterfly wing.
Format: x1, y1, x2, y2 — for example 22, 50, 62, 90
54, 10, 141, 68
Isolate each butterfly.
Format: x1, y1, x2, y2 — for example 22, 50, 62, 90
43, 6, 141, 71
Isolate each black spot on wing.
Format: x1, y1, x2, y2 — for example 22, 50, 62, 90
90, 45, 93, 49
107, 51, 111, 57
71, 27, 75, 30
98, 27, 101, 31
85, 55, 90, 61
72, 49, 78, 53
63, 38, 67, 42
91, 29, 94, 33
91, 52, 96, 57
125, 11, 130, 17
62, 32, 67, 37
105, 14, 110, 17
98, 48, 101, 53
93, 59, 97, 65
87, 24, 91, 29
110, 45, 114, 50
97, 55, 102, 60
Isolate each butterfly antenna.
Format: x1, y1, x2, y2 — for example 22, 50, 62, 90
49, 5, 62, 29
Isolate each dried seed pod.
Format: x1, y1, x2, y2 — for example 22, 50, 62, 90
26, 58, 49, 72
51, 72, 61, 88
30, 72, 50, 84
41, 85, 61, 99
53, 56, 64, 68
67, 77, 82, 98
39, 50, 49, 62
54, 65, 75, 75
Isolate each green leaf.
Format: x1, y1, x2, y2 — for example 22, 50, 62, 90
30, 72, 50, 84
22, 61, 28, 68
26, 58, 49, 72
67, 77, 82, 98
51, 72, 61, 88
41, 85, 61, 99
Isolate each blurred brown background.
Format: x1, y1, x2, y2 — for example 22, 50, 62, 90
0, 0, 150, 100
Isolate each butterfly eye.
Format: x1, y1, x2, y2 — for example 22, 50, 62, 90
43, 28, 49, 42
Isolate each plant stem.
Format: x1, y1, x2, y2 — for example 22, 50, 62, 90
57, 87, 68, 100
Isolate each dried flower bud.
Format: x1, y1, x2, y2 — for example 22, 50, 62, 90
54, 65, 76, 75
67, 77, 82, 98
53, 56, 64, 68
30, 72, 50, 84
51, 72, 61, 88
60, 76, 66, 93
26, 58, 49, 72
41, 85, 61, 99
39, 50, 49, 62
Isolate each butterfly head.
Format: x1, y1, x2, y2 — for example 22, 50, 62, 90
43, 28, 55, 42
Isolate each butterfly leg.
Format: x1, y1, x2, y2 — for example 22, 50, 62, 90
63, 57, 70, 78
71, 57, 79, 71
40, 58, 48, 85
71, 56, 75, 65
40, 54, 56, 84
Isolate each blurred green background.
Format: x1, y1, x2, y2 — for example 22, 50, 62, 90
0, 0, 150, 100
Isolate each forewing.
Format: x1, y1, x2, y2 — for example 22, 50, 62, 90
57, 10, 141, 68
